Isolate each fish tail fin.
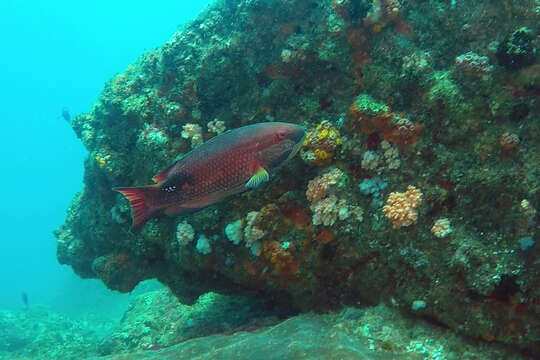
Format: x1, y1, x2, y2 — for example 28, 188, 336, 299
113, 185, 159, 229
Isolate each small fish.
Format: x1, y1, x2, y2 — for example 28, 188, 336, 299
21, 292, 28, 308
115, 122, 306, 229
61, 107, 71, 122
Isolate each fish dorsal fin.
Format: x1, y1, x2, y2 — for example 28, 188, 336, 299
246, 166, 269, 188
153, 163, 177, 183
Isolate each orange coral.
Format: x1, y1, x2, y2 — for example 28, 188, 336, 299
281, 203, 310, 229
350, 107, 423, 146
306, 168, 344, 203
263, 240, 299, 285
382, 185, 423, 228
316, 228, 334, 244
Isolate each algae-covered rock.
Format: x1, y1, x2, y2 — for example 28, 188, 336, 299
0, 307, 114, 360
88, 305, 526, 360
56, 0, 540, 354
98, 289, 284, 355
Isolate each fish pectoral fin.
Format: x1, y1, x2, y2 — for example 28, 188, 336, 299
246, 166, 269, 188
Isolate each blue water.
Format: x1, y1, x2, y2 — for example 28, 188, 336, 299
0, 0, 212, 315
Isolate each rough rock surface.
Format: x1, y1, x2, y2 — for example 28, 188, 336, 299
55, 0, 540, 354
90, 304, 526, 360
1, 291, 529, 359
0, 307, 114, 360
99, 289, 284, 355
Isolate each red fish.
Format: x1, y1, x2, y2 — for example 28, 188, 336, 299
114, 122, 306, 229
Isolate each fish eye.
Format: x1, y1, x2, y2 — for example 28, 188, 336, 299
277, 131, 286, 140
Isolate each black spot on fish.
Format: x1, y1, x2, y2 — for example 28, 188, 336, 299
160, 173, 194, 193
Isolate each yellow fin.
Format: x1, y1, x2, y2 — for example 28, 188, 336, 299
246, 166, 269, 188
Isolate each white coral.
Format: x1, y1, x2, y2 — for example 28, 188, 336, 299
244, 211, 265, 250
207, 119, 226, 134
176, 221, 195, 245
181, 123, 203, 148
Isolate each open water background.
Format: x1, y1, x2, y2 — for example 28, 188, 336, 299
0, 0, 212, 317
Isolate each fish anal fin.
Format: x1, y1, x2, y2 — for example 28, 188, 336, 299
246, 166, 269, 188
165, 192, 227, 216
165, 205, 202, 216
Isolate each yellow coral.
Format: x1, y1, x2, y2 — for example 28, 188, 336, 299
314, 149, 331, 160
318, 129, 329, 140
95, 154, 110, 169
303, 132, 312, 147
382, 185, 423, 228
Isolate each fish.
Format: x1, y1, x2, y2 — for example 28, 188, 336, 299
61, 107, 71, 122
114, 122, 306, 229
21, 292, 28, 308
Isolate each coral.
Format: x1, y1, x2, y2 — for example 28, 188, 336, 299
359, 176, 387, 197
140, 123, 169, 147
225, 219, 243, 245
176, 221, 195, 245
382, 185, 423, 228
401, 51, 432, 78
305, 167, 358, 226
306, 167, 345, 203
244, 211, 265, 256
207, 119, 226, 134
349, 94, 423, 146
181, 123, 203, 148
431, 218, 452, 238
309, 195, 358, 227
350, 94, 389, 117
262, 240, 299, 281
380, 140, 400, 169
196, 235, 212, 255
364, 0, 404, 34
94, 151, 111, 170
499, 132, 520, 153
455, 51, 494, 77
361, 150, 380, 171
302, 120, 341, 166
310, 195, 341, 226
520, 199, 536, 219
425, 71, 464, 111
361, 141, 400, 172
496, 27, 537, 70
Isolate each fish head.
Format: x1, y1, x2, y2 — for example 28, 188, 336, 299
255, 122, 306, 170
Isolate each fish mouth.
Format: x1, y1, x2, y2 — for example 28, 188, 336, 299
291, 125, 307, 144
287, 127, 306, 162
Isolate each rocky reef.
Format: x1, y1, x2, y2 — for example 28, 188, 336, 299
1, 289, 527, 359
55, 0, 540, 355
0, 307, 115, 359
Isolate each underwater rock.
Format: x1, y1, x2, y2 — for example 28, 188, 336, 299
98, 289, 283, 355
0, 307, 114, 359
88, 304, 527, 360
56, 0, 540, 354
